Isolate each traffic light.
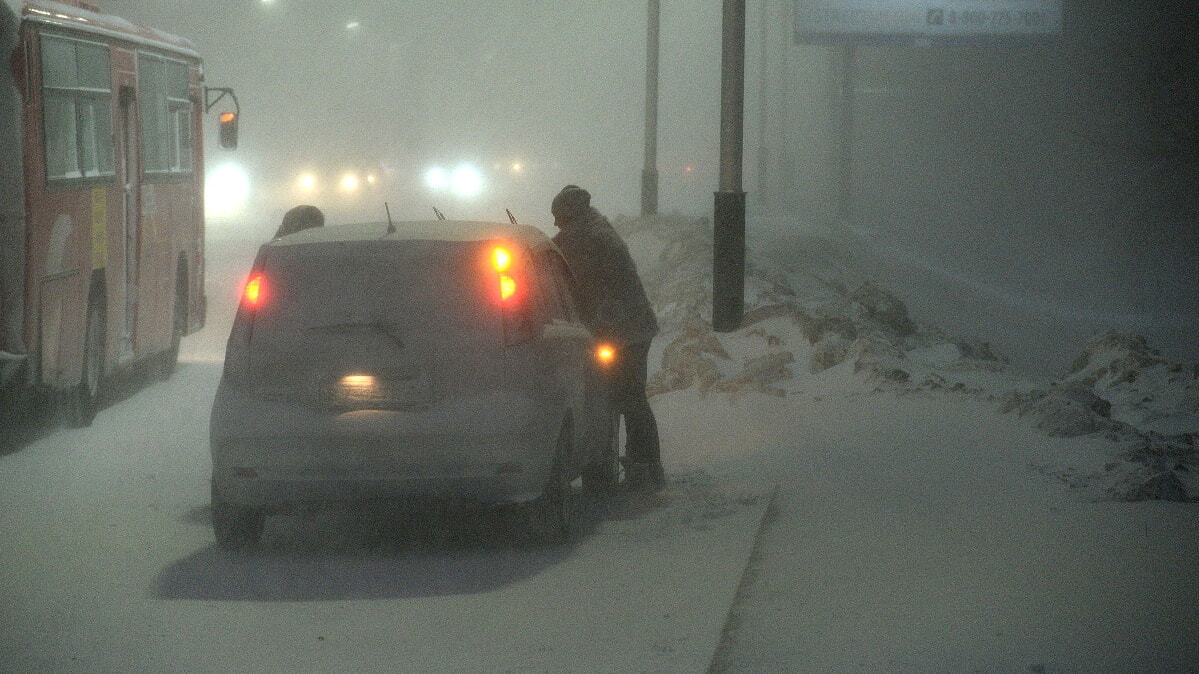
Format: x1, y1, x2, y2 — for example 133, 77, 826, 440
218, 111, 238, 149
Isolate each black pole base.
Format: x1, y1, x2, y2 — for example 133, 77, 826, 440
641, 169, 659, 217
712, 190, 746, 333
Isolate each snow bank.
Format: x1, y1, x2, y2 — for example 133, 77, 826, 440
615, 215, 1198, 503
1006, 331, 1199, 502
616, 214, 1006, 397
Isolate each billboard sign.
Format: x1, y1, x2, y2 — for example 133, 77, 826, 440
794, 0, 1063, 44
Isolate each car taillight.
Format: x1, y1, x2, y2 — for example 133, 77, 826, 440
499, 274, 516, 300
492, 247, 512, 272
491, 246, 519, 302
243, 273, 266, 308
486, 244, 537, 345
595, 343, 617, 368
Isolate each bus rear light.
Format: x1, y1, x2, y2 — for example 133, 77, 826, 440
243, 274, 266, 307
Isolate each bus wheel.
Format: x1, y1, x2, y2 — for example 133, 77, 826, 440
65, 300, 104, 428
158, 287, 185, 380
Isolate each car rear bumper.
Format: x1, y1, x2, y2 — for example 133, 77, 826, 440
210, 387, 561, 508
212, 471, 547, 511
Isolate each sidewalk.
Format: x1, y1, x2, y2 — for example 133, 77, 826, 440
708, 390, 1199, 672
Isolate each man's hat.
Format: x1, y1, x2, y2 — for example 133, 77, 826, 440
551, 185, 590, 225
277, 204, 324, 238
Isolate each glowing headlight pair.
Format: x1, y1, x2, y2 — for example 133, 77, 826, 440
425, 164, 484, 198
295, 171, 377, 194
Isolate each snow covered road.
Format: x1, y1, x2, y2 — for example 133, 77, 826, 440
6, 352, 1197, 672
0, 357, 770, 673
4, 228, 1197, 673
0, 238, 772, 673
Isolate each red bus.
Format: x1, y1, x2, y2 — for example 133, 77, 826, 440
1, 0, 236, 425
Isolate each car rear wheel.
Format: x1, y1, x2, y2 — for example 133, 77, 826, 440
211, 484, 264, 551
526, 427, 574, 544
582, 411, 620, 495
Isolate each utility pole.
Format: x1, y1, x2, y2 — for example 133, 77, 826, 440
641, 0, 660, 217
836, 44, 856, 226
756, 0, 769, 205
713, 0, 746, 332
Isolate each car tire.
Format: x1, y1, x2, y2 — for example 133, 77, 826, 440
211, 484, 264, 551
581, 411, 620, 495
527, 427, 574, 544
65, 300, 104, 428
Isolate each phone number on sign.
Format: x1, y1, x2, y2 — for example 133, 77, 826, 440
935, 9, 1050, 28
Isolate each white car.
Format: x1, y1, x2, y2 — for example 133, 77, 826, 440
209, 220, 618, 549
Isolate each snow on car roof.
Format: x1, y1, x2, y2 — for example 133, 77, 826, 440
269, 220, 552, 248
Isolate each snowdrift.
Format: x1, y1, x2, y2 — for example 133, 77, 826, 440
613, 214, 1198, 502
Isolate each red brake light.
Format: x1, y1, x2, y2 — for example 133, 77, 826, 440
499, 274, 516, 300
492, 247, 512, 272
487, 245, 521, 303
243, 274, 265, 307
486, 243, 536, 345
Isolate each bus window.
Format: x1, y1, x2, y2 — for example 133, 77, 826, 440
138, 54, 192, 176
40, 34, 114, 181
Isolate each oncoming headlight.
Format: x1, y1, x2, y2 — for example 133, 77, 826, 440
425, 163, 485, 199
205, 163, 250, 217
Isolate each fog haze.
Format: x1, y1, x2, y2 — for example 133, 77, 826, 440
104, 0, 725, 226
99, 0, 1198, 367
5, 3, 1199, 670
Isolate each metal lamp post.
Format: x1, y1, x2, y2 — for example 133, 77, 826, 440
713, 0, 746, 332
641, 0, 660, 217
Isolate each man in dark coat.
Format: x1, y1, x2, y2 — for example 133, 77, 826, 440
550, 185, 664, 490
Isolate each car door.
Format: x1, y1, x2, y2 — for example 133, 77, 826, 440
535, 248, 593, 469
540, 248, 612, 470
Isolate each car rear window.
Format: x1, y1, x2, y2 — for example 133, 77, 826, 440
255, 239, 497, 333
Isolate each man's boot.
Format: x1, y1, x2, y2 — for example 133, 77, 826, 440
623, 460, 665, 491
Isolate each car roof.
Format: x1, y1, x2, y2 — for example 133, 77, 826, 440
267, 220, 553, 249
